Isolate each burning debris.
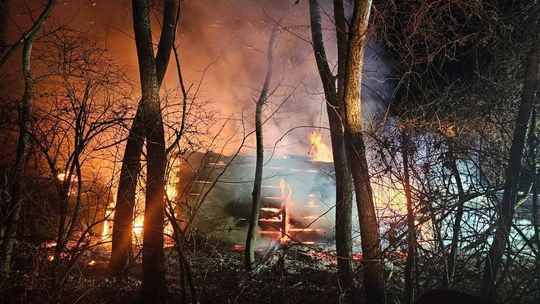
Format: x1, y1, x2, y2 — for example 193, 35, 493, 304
257, 178, 325, 246
154, 146, 337, 253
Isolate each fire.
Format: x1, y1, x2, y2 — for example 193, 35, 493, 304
309, 131, 333, 162
258, 179, 291, 243
57, 173, 66, 181
101, 215, 174, 246
166, 160, 180, 200
44, 241, 57, 249
57, 172, 78, 182
232, 244, 244, 251
289, 228, 320, 232
166, 186, 177, 200
279, 179, 291, 244
257, 178, 326, 246
132, 218, 144, 239
101, 220, 109, 241
131, 216, 175, 245
100, 164, 178, 245
259, 217, 282, 222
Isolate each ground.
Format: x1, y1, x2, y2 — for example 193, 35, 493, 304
0, 242, 370, 304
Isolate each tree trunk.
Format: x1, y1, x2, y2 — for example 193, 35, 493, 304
109, 109, 146, 274
446, 138, 467, 286
423, 171, 449, 288
141, 108, 167, 303
401, 129, 416, 304
54, 180, 72, 262
308, 0, 353, 286
0, 0, 9, 51
0, 0, 57, 69
109, 0, 179, 276
244, 26, 276, 271
131, 0, 169, 302
0, 0, 55, 279
341, 1, 386, 303
529, 108, 539, 301
480, 15, 540, 296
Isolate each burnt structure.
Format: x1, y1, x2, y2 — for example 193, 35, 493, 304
172, 151, 336, 247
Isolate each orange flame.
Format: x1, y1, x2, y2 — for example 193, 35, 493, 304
132, 218, 144, 240
166, 160, 180, 200
309, 132, 333, 162
258, 179, 326, 245
279, 179, 291, 244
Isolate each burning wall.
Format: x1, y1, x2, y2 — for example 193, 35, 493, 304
171, 150, 337, 249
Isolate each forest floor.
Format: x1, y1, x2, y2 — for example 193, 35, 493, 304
0, 242, 370, 303
2, 241, 537, 303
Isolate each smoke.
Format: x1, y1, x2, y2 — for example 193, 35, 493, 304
10, 0, 395, 249
36, 0, 392, 156
169, 0, 394, 249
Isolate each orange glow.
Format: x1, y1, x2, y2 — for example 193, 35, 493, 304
44, 241, 57, 249
280, 180, 291, 244
258, 179, 292, 243
257, 178, 325, 245
166, 161, 180, 200
289, 228, 321, 232
309, 131, 333, 162
232, 244, 245, 251
132, 218, 144, 239
57, 172, 78, 182
166, 186, 178, 200
259, 217, 282, 222
101, 220, 109, 241
57, 173, 66, 181
101, 216, 146, 245
259, 231, 281, 235
101, 202, 115, 242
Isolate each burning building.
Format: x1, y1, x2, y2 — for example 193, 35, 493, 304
171, 149, 338, 249
98, 131, 413, 252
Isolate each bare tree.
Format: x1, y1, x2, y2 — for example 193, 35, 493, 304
481, 11, 540, 297
445, 136, 468, 287
308, 0, 386, 299
25, 30, 130, 297
341, 0, 386, 303
109, 0, 179, 276
130, 0, 179, 301
244, 25, 277, 271
0, 0, 55, 279
0, 0, 57, 69
308, 0, 354, 286
401, 129, 416, 304
530, 108, 540, 301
